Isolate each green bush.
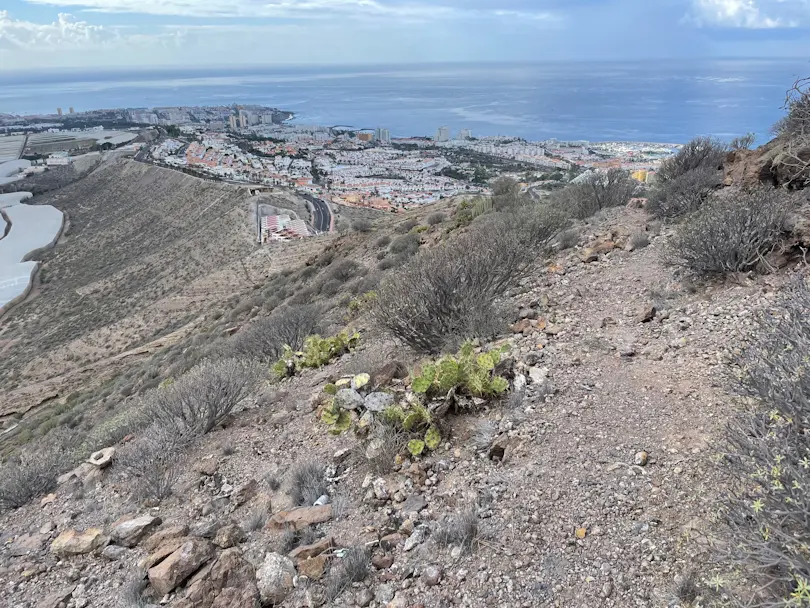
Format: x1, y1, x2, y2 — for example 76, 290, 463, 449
411, 343, 510, 400
272, 330, 360, 378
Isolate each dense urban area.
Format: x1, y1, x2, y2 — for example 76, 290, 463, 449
1, 104, 676, 240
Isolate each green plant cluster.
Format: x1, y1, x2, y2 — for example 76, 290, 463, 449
347, 291, 378, 316
456, 196, 494, 227
381, 403, 442, 456
412, 343, 510, 399
272, 330, 360, 378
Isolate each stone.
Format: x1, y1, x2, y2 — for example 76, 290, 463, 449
297, 554, 327, 580
37, 587, 75, 608
192, 520, 224, 539
364, 392, 394, 413
232, 479, 258, 507
528, 366, 549, 385
142, 525, 189, 553
422, 564, 442, 586
403, 527, 425, 552
51, 528, 105, 557
593, 240, 616, 254
10, 533, 46, 557
182, 548, 259, 608
202, 497, 231, 516
380, 534, 404, 551
139, 538, 188, 570
110, 514, 162, 548
148, 538, 214, 596
87, 447, 115, 468
40, 493, 56, 507
213, 524, 246, 549
375, 584, 395, 604
313, 494, 330, 506
519, 307, 538, 320
289, 536, 334, 560
265, 505, 332, 532
372, 554, 394, 570
194, 458, 219, 477
620, 345, 636, 358
39, 522, 55, 534
355, 588, 374, 607
637, 306, 657, 323
373, 478, 389, 500
256, 552, 296, 606
511, 319, 532, 334
334, 388, 365, 411
580, 248, 599, 263
212, 586, 261, 608
101, 545, 128, 561
634, 451, 649, 466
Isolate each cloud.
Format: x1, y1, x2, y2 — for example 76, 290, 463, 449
689, 0, 808, 28
21, 0, 559, 22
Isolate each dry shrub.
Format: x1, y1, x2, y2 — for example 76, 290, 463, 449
629, 231, 650, 250
549, 169, 639, 219
324, 546, 369, 601
288, 461, 327, 507
426, 212, 446, 226
773, 77, 810, 188
228, 304, 320, 362
117, 424, 186, 501
657, 136, 727, 184
151, 358, 261, 437
666, 188, 792, 278
352, 219, 373, 233
647, 165, 722, 219
434, 508, 480, 552
724, 278, 810, 606
388, 233, 421, 257
374, 205, 566, 353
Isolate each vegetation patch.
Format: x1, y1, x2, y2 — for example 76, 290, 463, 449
272, 330, 360, 378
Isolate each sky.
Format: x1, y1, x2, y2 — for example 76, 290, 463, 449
0, 0, 808, 70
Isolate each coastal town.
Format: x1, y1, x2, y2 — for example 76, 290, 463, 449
1, 104, 678, 240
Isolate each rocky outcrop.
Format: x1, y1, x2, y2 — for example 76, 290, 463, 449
724, 140, 810, 190
147, 538, 214, 595
175, 548, 260, 608
109, 514, 161, 547
256, 552, 296, 606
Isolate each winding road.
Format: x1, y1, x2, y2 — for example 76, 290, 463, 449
303, 194, 333, 233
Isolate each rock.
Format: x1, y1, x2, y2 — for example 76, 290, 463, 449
37, 587, 75, 608
232, 479, 258, 507
373, 478, 389, 500
289, 536, 334, 560
313, 494, 330, 506
102, 545, 128, 561
593, 240, 616, 254
372, 554, 394, 570
148, 538, 214, 596
371, 361, 408, 388
519, 307, 538, 320
39, 521, 55, 534
110, 514, 162, 548
194, 458, 219, 477
375, 584, 395, 604
51, 528, 105, 557
10, 533, 46, 557
580, 248, 599, 263
213, 524, 246, 549
620, 345, 636, 358
403, 527, 425, 552
87, 447, 115, 468
634, 451, 649, 466
297, 554, 327, 580
488, 434, 514, 462
334, 388, 365, 411
379, 534, 404, 551
142, 525, 189, 553
355, 588, 374, 607
527, 366, 549, 385
40, 493, 57, 507
637, 306, 657, 323
139, 538, 188, 570
182, 547, 259, 608
256, 552, 296, 606
192, 520, 225, 539
364, 392, 394, 413
266, 505, 332, 532
422, 564, 442, 586
511, 319, 532, 334
202, 497, 231, 516
400, 494, 427, 515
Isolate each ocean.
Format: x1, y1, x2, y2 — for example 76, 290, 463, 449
0, 60, 805, 144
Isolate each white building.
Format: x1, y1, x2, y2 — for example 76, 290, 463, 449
375, 128, 391, 144
435, 126, 450, 143
458, 129, 472, 140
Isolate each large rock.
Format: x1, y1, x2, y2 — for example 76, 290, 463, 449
181, 548, 259, 608
110, 514, 162, 547
142, 524, 189, 552
50, 528, 105, 557
289, 536, 333, 560
364, 392, 394, 413
334, 388, 364, 411
297, 554, 327, 580
87, 447, 115, 468
232, 479, 258, 507
256, 552, 296, 606
213, 524, 246, 549
147, 538, 214, 596
265, 505, 332, 532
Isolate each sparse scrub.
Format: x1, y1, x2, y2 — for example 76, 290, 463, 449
325, 546, 369, 601
227, 305, 320, 363
396, 218, 419, 234
117, 424, 187, 501
0, 432, 76, 510
666, 188, 792, 278
629, 231, 650, 250
730, 132, 756, 151
773, 77, 810, 188
426, 212, 446, 225
242, 507, 268, 533
434, 508, 480, 552
549, 168, 639, 219
388, 233, 421, 257
657, 136, 727, 184
724, 278, 810, 606
151, 358, 261, 437
491, 177, 522, 211
328, 259, 363, 283
556, 228, 579, 250
352, 218, 373, 233
647, 166, 721, 219
375, 205, 566, 353
288, 461, 328, 507
376, 234, 391, 248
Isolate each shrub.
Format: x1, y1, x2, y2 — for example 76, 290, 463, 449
0, 432, 76, 510
426, 212, 446, 225
328, 259, 363, 283
325, 546, 369, 601
242, 508, 267, 532
396, 218, 419, 234
647, 166, 722, 219
657, 136, 727, 184
773, 77, 810, 188
629, 231, 650, 250
388, 233, 421, 257
549, 169, 639, 219
434, 508, 479, 552
117, 424, 186, 501
724, 278, 810, 606
374, 205, 566, 353
288, 461, 327, 507
376, 235, 391, 248
491, 177, 522, 211
227, 305, 320, 362
272, 330, 360, 378
666, 188, 792, 278
352, 219, 373, 233
730, 133, 756, 152
377, 257, 398, 271
151, 358, 261, 437
556, 228, 579, 250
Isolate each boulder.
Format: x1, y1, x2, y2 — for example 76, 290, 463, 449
213, 524, 246, 549
400, 494, 427, 516
101, 545, 128, 561
364, 392, 394, 413
37, 587, 75, 608
147, 538, 214, 596
334, 388, 364, 411
265, 505, 332, 532
87, 447, 115, 468
297, 554, 327, 580
142, 524, 189, 552
182, 548, 259, 608
50, 528, 105, 557
288, 536, 334, 560
194, 458, 219, 477
110, 514, 162, 548
256, 552, 296, 606
10, 533, 46, 557
232, 479, 258, 507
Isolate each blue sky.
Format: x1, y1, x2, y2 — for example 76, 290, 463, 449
0, 0, 808, 70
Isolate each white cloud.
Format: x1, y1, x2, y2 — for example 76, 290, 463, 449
21, 0, 558, 22
689, 0, 807, 28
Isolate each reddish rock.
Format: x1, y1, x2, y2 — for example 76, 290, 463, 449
265, 505, 332, 532
142, 524, 189, 552
147, 538, 214, 596
288, 536, 334, 560
297, 554, 328, 580
380, 534, 404, 551
232, 479, 258, 506
372, 553, 394, 569
181, 548, 259, 608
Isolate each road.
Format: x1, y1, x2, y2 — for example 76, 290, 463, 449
302, 193, 333, 233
